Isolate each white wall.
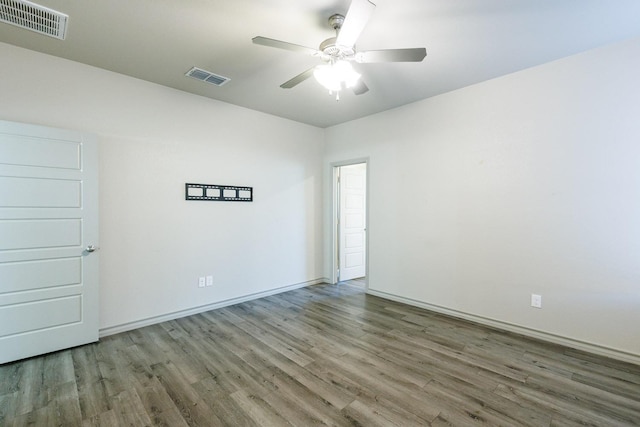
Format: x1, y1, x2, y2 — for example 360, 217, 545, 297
0, 42, 325, 331
324, 37, 640, 361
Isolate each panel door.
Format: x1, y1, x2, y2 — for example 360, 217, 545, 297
339, 163, 366, 281
0, 120, 99, 364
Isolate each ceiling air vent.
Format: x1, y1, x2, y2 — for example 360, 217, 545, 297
0, 0, 68, 40
185, 67, 230, 87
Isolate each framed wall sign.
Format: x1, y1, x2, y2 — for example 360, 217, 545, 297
185, 183, 253, 202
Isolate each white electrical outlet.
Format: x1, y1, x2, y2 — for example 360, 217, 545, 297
198, 277, 206, 288
531, 294, 542, 308
206, 276, 213, 287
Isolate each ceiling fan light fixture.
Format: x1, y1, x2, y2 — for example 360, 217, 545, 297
253, 0, 425, 100
313, 60, 361, 94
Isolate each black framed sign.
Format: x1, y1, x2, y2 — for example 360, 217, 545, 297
185, 183, 253, 202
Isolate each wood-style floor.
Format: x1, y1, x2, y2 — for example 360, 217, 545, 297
1, 282, 639, 426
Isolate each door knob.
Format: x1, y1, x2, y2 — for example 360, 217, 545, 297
86, 245, 99, 253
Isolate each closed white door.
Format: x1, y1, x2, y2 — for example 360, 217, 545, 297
338, 163, 366, 281
0, 120, 99, 364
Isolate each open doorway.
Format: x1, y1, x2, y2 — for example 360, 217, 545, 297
333, 162, 368, 288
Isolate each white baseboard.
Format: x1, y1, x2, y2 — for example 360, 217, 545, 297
367, 289, 640, 366
99, 278, 326, 338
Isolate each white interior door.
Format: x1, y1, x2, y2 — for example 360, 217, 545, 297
338, 163, 366, 281
0, 120, 99, 364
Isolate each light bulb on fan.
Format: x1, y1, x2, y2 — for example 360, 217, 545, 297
313, 60, 361, 100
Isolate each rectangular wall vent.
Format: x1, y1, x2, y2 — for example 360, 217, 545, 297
185, 67, 230, 87
0, 0, 68, 40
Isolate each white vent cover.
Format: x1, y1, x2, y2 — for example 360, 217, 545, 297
185, 67, 230, 87
0, 0, 68, 39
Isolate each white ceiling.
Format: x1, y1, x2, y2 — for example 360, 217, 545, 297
2, 0, 640, 128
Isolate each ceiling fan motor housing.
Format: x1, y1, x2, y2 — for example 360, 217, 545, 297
320, 14, 355, 60
320, 37, 355, 58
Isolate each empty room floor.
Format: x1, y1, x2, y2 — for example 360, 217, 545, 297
1, 283, 639, 426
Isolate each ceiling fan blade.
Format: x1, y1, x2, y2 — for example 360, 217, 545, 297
352, 79, 369, 95
280, 67, 316, 89
252, 36, 320, 56
336, 0, 376, 48
356, 48, 427, 63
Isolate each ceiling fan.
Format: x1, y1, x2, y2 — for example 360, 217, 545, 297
252, 0, 427, 100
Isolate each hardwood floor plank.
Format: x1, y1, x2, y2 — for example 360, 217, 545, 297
6, 380, 82, 427
42, 350, 76, 390
235, 320, 315, 367
563, 347, 640, 374
6, 405, 55, 427
137, 385, 191, 427
72, 345, 112, 420
241, 314, 314, 356
0, 392, 16, 424
431, 409, 502, 426
92, 340, 133, 399
150, 361, 225, 426
141, 328, 210, 385
191, 381, 261, 427
422, 381, 543, 427
388, 328, 529, 383
306, 354, 441, 423
524, 369, 640, 425
377, 346, 502, 393
259, 365, 352, 426
571, 370, 640, 402
229, 388, 293, 426
259, 309, 350, 355
342, 398, 426, 427
215, 306, 254, 325
108, 388, 154, 426
343, 345, 432, 388
47, 380, 83, 426
260, 388, 337, 426
115, 344, 162, 390
0, 363, 22, 397
237, 338, 356, 411
430, 376, 553, 427
493, 382, 622, 426
181, 332, 279, 397
81, 409, 120, 427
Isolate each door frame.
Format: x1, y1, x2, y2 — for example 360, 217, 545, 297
331, 158, 369, 286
